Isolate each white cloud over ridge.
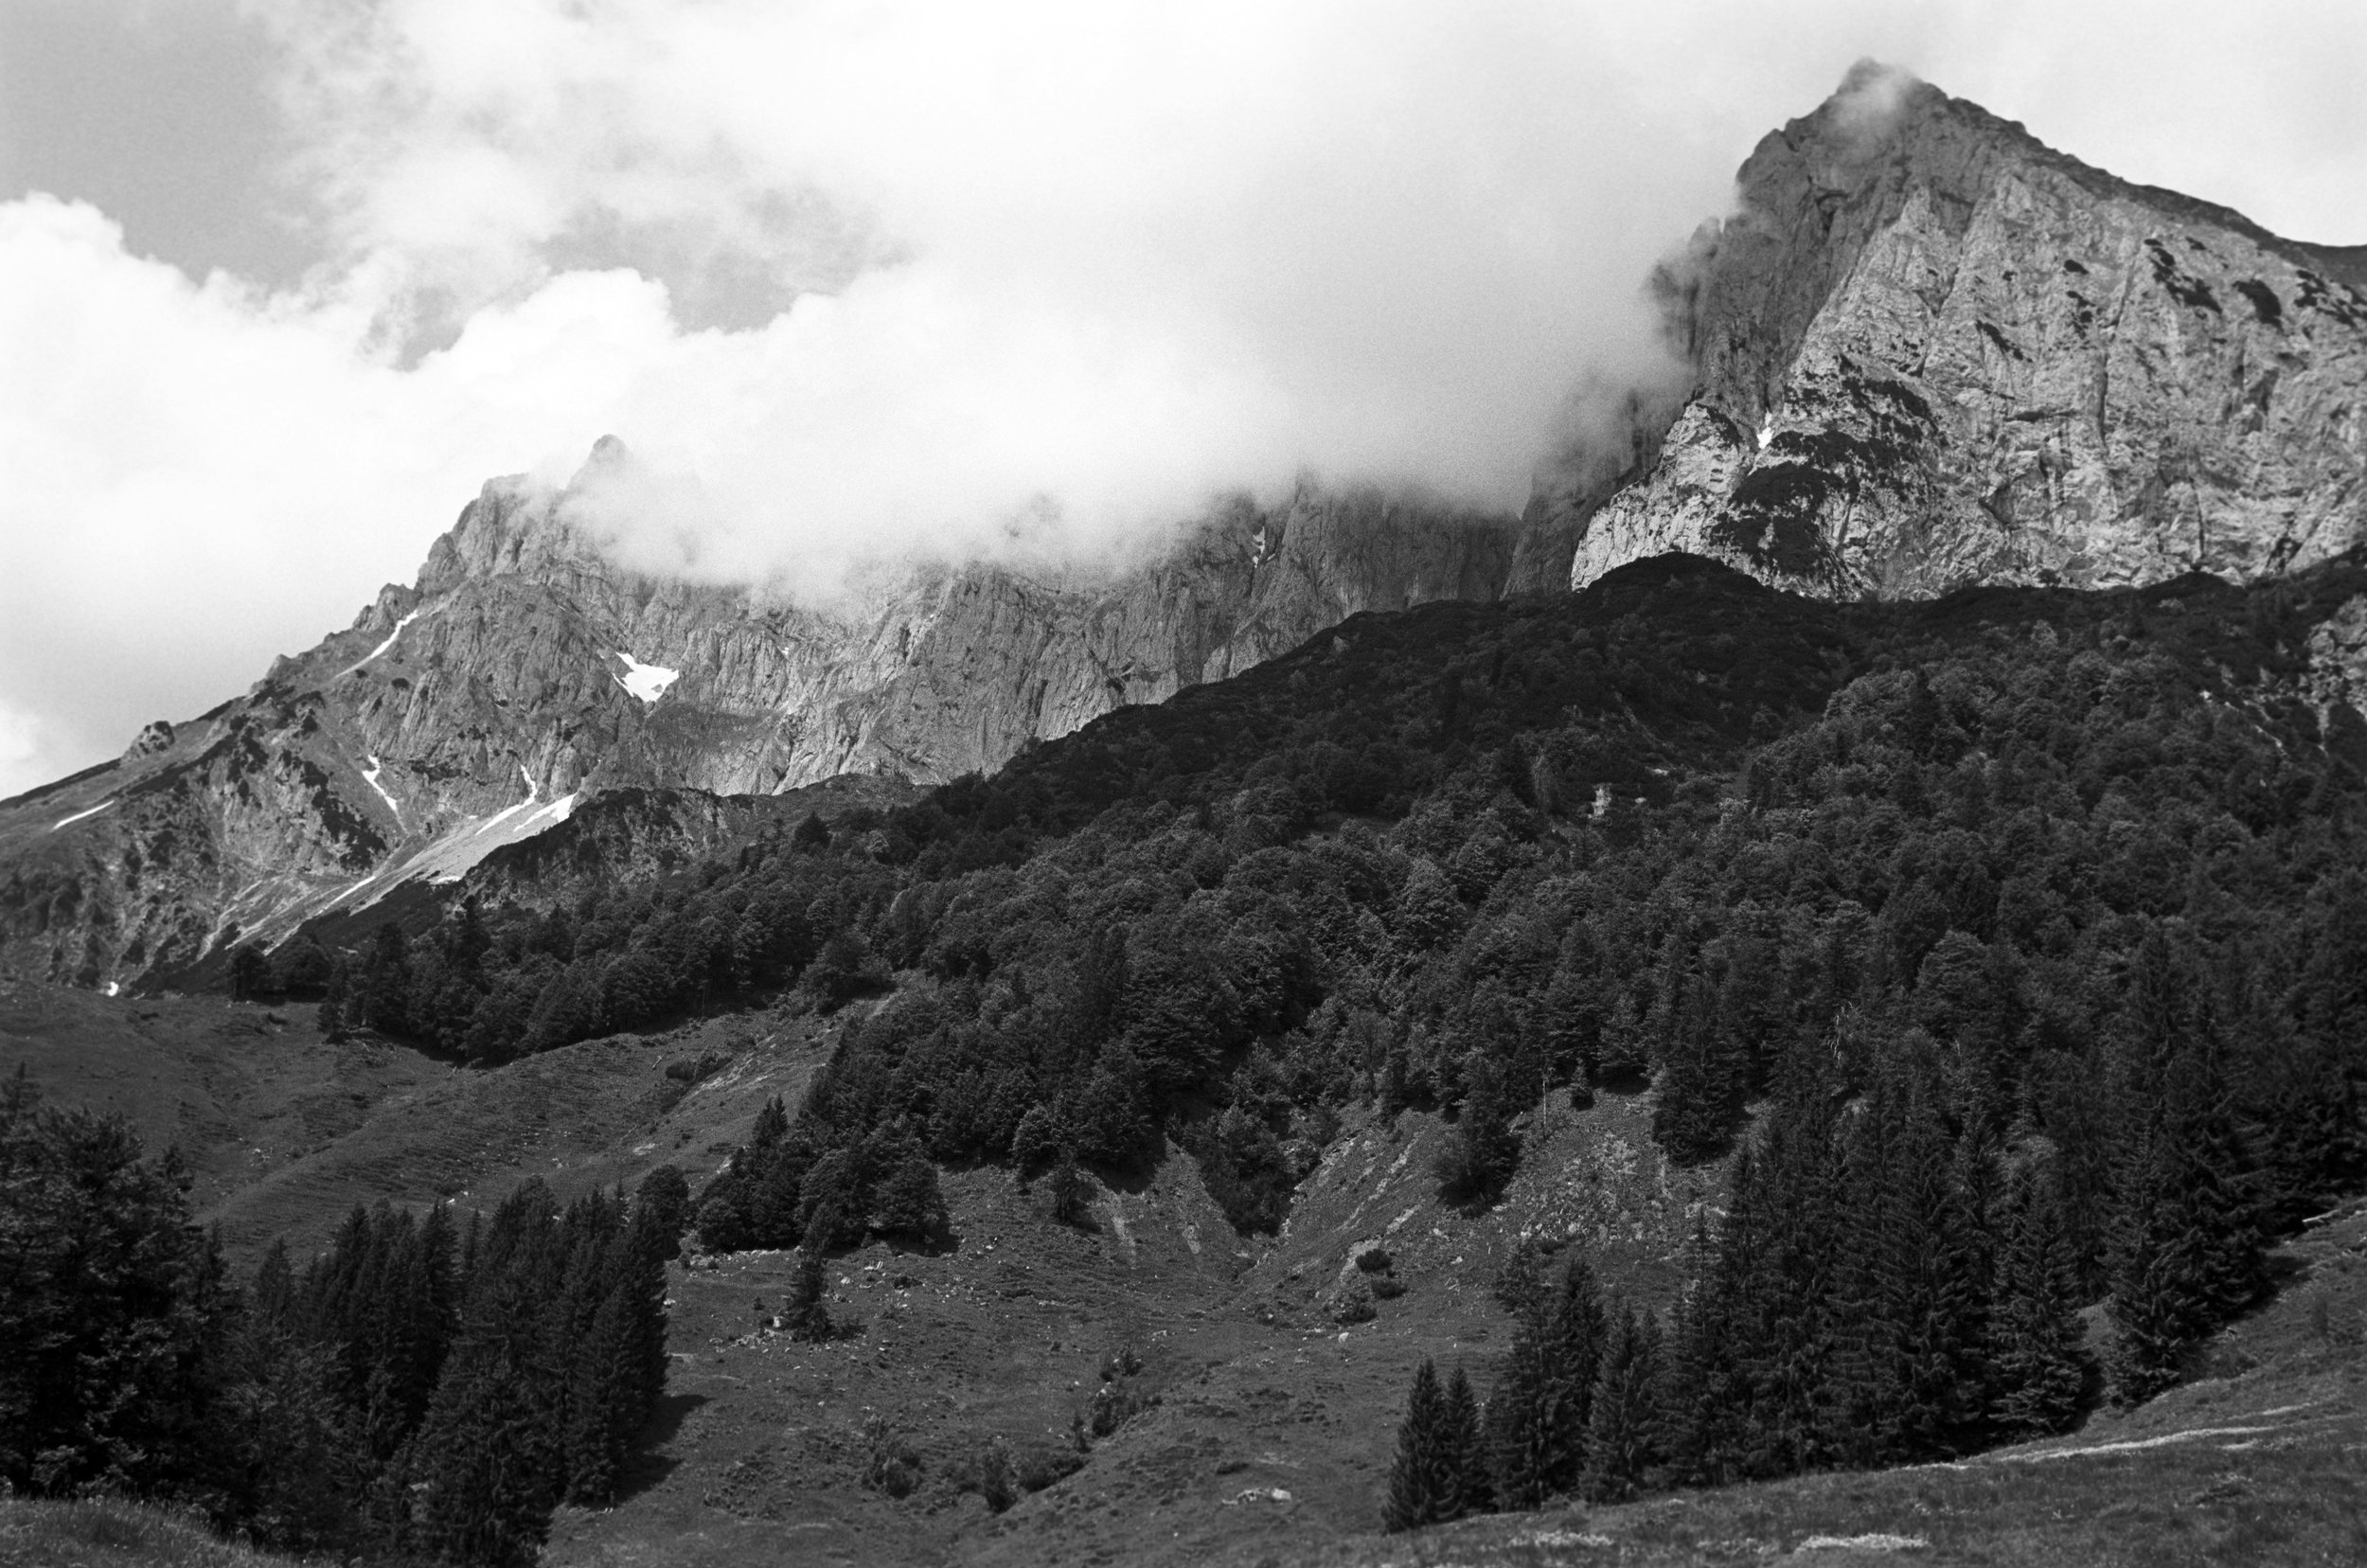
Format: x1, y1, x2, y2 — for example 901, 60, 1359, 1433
4, 0, 2364, 797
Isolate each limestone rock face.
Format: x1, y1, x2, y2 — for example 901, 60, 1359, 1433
10, 64, 2365, 994
1561, 63, 2367, 597
0, 455, 1511, 988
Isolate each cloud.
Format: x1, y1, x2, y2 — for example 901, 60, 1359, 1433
3, 0, 2364, 795
250, 1, 1733, 563
0, 198, 684, 793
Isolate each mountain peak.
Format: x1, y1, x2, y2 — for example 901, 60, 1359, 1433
1553, 62, 2367, 599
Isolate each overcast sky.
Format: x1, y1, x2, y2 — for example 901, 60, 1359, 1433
2, 0, 2362, 799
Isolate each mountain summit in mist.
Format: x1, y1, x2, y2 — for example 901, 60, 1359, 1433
2, 64, 2363, 993
1528, 61, 2367, 598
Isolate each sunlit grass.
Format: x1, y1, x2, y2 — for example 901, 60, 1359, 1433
0, 1497, 312, 1568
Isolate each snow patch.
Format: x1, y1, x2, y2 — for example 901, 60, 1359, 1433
514, 792, 578, 835
341, 606, 435, 676
469, 765, 541, 838
51, 799, 116, 831
1757, 416, 1774, 450
361, 756, 402, 823
103, 981, 120, 998
614, 652, 680, 704
1794, 1535, 1928, 1552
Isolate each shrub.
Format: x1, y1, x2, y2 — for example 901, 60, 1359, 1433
861, 1417, 921, 1499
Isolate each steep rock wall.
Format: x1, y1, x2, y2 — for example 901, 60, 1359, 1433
0, 454, 1513, 988
1561, 63, 2367, 597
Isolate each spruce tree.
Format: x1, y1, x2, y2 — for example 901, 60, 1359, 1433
1651, 976, 1735, 1166
634, 1165, 693, 1258
1833, 1067, 1985, 1465
1436, 1055, 1521, 1204
561, 1286, 635, 1505
2107, 929, 2269, 1404
1988, 1171, 2089, 1438
409, 1273, 560, 1568
319, 953, 350, 1041
1382, 1359, 1448, 1532
1485, 1251, 1605, 1507
1442, 1365, 1491, 1518
1580, 1306, 1664, 1503
785, 1233, 834, 1343
623, 1201, 674, 1403
1660, 1212, 1748, 1488
0, 1076, 235, 1499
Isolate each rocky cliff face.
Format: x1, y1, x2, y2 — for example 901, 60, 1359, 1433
0, 450, 1512, 989
9, 63, 2365, 992
1548, 62, 2367, 597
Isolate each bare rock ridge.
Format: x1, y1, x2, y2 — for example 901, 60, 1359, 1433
1533, 61, 2367, 597
5, 62, 2366, 992
0, 459, 1513, 989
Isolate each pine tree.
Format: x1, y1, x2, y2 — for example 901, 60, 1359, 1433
1988, 1171, 2089, 1438
1580, 1306, 1664, 1503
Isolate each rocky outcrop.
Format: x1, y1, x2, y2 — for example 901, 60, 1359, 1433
1554, 62, 2367, 597
0, 452, 1512, 989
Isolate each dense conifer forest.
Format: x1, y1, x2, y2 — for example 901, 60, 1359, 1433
0, 1068, 682, 1565
218, 552, 2367, 1527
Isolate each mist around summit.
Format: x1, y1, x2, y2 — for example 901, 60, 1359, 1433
9, 1, 2366, 798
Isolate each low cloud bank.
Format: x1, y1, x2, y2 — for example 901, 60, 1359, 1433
5, 1, 2363, 794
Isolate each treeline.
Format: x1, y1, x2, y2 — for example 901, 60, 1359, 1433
0, 1068, 683, 1566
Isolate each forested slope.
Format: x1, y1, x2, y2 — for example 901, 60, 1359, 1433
237, 548, 2367, 1518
